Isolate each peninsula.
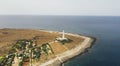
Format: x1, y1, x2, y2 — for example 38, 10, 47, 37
0, 28, 95, 66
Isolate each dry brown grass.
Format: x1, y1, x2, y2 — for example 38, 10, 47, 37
0, 29, 58, 56
50, 42, 68, 55
0, 29, 85, 66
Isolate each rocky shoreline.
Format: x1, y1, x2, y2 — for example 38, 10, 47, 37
33, 30, 95, 66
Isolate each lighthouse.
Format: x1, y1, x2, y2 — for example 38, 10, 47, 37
62, 30, 65, 39
56, 30, 67, 41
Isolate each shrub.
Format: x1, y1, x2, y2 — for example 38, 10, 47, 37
0, 55, 6, 64
59, 39, 73, 44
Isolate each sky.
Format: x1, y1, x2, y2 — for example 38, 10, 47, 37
0, 0, 120, 16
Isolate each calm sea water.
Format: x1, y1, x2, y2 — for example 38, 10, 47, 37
0, 16, 120, 66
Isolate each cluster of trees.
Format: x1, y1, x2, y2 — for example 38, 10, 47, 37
13, 39, 41, 66
0, 54, 15, 66
0, 39, 54, 66
0, 55, 6, 66
8, 39, 31, 54
0, 39, 41, 66
41, 43, 54, 56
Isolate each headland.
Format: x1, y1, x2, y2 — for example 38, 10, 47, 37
0, 28, 95, 66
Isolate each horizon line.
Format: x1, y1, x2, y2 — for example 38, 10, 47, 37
0, 14, 120, 17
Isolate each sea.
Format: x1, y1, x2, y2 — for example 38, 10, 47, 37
0, 15, 120, 66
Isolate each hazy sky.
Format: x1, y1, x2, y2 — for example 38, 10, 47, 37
0, 0, 120, 16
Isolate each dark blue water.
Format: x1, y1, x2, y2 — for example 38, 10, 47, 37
0, 16, 120, 66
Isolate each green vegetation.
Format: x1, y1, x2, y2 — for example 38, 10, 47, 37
0, 38, 54, 66
0, 54, 15, 66
8, 48, 16, 54
16, 39, 33, 50
41, 43, 54, 55
19, 61, 23, 66
0, 55, 6, 65
41, 43, 49, 55
6, 54, 15, 66
59, 39, 73, 44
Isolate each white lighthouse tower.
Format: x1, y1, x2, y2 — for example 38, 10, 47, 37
56, 30, 67, 41
62, 30, 65, 39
